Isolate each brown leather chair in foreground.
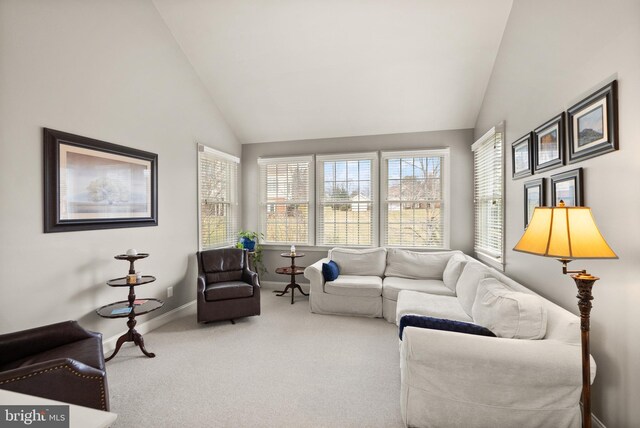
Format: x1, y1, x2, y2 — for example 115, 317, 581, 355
0, 320, 109, 410
197, 248, 261, 323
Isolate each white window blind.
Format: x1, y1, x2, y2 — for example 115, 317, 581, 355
472, 125, 504, 263
198, 144, 239, 249
316, 153, 378, 247
381, 149, 450, 248
258, 156, 313, 245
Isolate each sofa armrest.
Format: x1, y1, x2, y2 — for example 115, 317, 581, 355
401, 326, 594, 409
0, 358, 106, 383
304, 258, 329, 294
242, 268, 260, 287
0, 358, 109, 411
0, 321, 98, 367
197, 274, 207, 294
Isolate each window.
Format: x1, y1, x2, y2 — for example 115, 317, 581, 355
472, 125, 504, 268
258, 156, 313, 245
198, 144, 239, 249
316, 153, 378, 246
381, 150, 450, 248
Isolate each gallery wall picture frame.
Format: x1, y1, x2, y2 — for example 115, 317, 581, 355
44, 128, 158, 233
567, 80, 618, 164
550, 168, 583, 207
523, 178, 545, 228
512, 132, 534, 179
533, 113, 565, 173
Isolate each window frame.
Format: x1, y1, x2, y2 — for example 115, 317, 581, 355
258, 155, 315, 246
472, 124, 505, 270
380, 149, 451, 250
315, 152, 379, 248
197, 144, 240, 251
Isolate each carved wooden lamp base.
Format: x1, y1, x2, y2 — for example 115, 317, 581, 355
562, 260, 598, 428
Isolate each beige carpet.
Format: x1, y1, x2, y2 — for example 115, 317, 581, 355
106, 292, 403, 427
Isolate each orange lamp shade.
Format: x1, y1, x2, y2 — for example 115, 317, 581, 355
513, 204, 617, 259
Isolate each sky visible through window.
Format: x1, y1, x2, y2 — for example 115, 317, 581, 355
323, 160, 371, 198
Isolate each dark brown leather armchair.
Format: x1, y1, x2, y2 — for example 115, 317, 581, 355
0, 320, 109, 411
197, 248, 261, 323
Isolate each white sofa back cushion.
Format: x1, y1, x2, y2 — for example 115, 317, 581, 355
442, 253, 467, 291
385, 249, 458, 280
472, 278, 548, 339
455, 262, 493, 316
488, 268, 579, 344
329, 247, 387, 277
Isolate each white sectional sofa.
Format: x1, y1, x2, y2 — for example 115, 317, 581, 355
304, 247, 462, 322
304, 247, 593, 428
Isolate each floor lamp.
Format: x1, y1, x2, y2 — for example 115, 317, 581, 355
513, 201, 617, 428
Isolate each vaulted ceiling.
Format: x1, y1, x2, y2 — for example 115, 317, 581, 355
153, 0, 513, 144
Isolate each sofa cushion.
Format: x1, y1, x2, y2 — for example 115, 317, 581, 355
472, 278, 548, 339
322, 260, 340, 281
455, 262, 493, 316
396, 290, 472, 325
329, 247, 387, 277
324, 275, 382, 297
442, 253, 467, 292
484, 267, 580, 344
385, 249, 458, 280
206, 270, 242, 284
398, 315, 496, 340
204, 281, 253, 301
201, 248, 244, 273
382, 277, 454, 302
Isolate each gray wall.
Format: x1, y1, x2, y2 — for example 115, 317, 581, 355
475, 0, 640, 426
0, 1, 239, 337
241, 129, 474, 282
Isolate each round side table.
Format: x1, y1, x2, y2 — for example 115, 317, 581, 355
274, 253, 308, 304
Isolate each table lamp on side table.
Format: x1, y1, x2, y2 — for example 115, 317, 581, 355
513, 201, 617, 428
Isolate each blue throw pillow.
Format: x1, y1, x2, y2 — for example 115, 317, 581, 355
322, 260, 340, 282
398, 315, 496, 340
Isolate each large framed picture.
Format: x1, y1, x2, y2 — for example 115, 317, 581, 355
550, 168, 583, 207
44, 128, 158, 233
567, 80, 618, 163
524, 178, 545, 228
512, 133, 533, 179
533, 113, 565, 173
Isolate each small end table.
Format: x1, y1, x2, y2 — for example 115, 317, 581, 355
96, 253, 163, 361
274, 253, 308, 304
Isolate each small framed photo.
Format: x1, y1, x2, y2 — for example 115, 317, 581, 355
511, 133, 533, 179
533, 113, 565, 173
567, 80, 618, 163
551, 168, 583, 207
524, 178, 545, 228
44, 128, 158, 233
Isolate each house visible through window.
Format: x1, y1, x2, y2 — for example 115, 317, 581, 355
316, 153, 378, 246
198, 144, 239, 249
258, 156, 313, 245
381, 150, 450, 248
472, 124, 504, 268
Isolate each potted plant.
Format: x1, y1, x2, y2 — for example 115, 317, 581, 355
236, 230, 266, 276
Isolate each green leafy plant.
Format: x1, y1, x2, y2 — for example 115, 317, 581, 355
237, 230, 267, 276
237, 230, 264, 242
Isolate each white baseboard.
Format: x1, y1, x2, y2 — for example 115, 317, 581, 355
592, 414, 606, 428
259, 280, 287, 290
260, 280, 310, 293
102, 281, 311, 353
103, 300, 196, 354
